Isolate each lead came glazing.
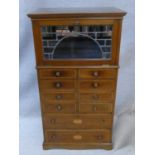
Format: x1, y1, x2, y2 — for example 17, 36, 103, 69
41, 25, 113, 60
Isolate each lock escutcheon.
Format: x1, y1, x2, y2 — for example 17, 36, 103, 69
73, 119, 82, 124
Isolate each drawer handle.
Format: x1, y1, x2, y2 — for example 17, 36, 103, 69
73, 135, 82, 140
97, 135, 104, 140
55, 95, 63, 100
92, 106, 97, 112
55, 71, 61, 77
92, 94, 99, 100
93, 71, 99, 77
50, 119, 56, 124
56, 105, 62, 111
51, 135, 56, 140
92, 82, 99, 88
73, 119, 82, 124
55, 82, 62, 88
102, 119, 105, 122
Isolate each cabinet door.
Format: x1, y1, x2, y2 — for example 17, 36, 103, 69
32, 19, 121, 65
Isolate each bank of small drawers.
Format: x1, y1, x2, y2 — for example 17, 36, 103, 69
39, 68, 117, 145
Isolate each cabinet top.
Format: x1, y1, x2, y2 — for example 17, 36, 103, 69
27, 7, 126, 19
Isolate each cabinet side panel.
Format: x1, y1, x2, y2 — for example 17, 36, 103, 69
36, 69, 46, 142
32, 21, 43, 65
114, 19, 123, 65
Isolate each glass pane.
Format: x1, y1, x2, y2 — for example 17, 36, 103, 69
41, 25, 113, 60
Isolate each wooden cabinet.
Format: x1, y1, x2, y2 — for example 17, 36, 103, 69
28, 7, 126, 150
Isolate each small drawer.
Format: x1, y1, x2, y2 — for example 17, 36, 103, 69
40, 80, 76, 92
41, 92, 77, 103
39, 69, 76, 79
79, 68, 117, 79
79, 104, 113, 113
79, 80, 115, 92
43, 104, 76, 113
44, 114, 112, 129
79, 93, 114, 103
45, 130, 111, 143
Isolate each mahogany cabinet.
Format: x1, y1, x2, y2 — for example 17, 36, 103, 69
28, 7, 126, 150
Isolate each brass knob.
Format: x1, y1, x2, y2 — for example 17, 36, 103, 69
55, 82, 62, 88
92, 94, 99, 100
93, 82, 99, 88
93, 71, 99, 77
97, 135, 103, 140
92, 106, 97, 112
51, 135, 56, 140
55, 71, 61, 77
56, 95, 62, 100
56, 105, 62, 111
50, 119, 56, 124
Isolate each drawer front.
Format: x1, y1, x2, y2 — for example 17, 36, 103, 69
39, 69, 76, 79
42, 92, 77, 103
43, 104, 76, 113
79, 93, 114, 103
79, 104, 113, 113
79, 80, 115, 92
40, 80, 76, 92
79, 68, 117, 79
45, 130, 111, 143
44, 114, 112, 129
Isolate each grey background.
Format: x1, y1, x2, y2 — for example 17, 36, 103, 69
19, 0, 135, 155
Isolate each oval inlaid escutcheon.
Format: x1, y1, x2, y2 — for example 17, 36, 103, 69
73, 119, 82, 124
73, 135, 82, 140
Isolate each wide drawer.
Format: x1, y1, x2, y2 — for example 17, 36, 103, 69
79, 92, 114, 103
44, 114, 112, 129
41, 92, 77, 103
79, 68, 117, 79
39, 68, 76, 79
40, 80, 76, 92
43, 103, 76, 113
79, 80, 115, 92
79, 103, 113, 113
45, 130, 111, 143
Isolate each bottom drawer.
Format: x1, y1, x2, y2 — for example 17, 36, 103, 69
45, 130, 111, 143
